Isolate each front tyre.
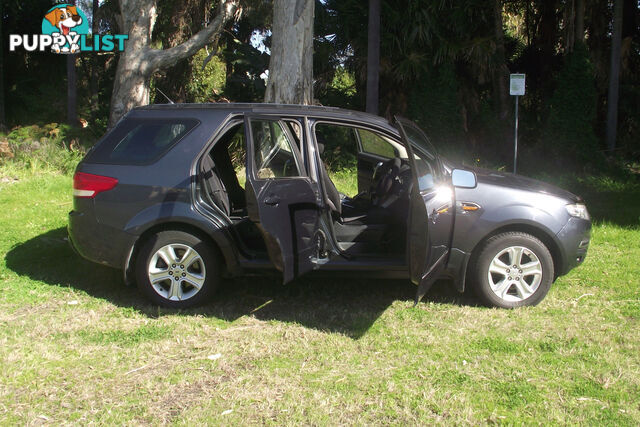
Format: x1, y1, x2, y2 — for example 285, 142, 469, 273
471, 232, 554, 308
135, 230, 220, 308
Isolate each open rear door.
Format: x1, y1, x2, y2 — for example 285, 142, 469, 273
395, 117, 454, 303
244, 116, 324, 283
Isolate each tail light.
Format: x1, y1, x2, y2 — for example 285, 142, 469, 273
73, 172, 118, 198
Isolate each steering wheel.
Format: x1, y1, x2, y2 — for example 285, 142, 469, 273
371, 157, 402, 206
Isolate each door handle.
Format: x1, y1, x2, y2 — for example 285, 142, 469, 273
264, 196, 280, 206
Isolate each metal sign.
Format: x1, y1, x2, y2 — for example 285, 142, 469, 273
510, 74, 525, 174
510, 74, 526, 96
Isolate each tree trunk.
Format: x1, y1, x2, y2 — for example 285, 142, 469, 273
366, 0, 380, 115
90, 0, 100, 111
564, 0, 576, 52
606, 0, 623, 152
108, 0, 238, 127
264, 0, 314, 105
538, 0, 558, 81
492, 0, 509, 121
575, 0, 585, 44
109, 53, 151, 125
0, 0, 6, 131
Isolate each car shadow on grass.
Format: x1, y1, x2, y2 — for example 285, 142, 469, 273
5, 227, 478, 339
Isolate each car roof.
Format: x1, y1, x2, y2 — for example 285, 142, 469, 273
135, 102, 393, 128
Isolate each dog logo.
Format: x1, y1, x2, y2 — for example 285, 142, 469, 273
41, 4, 89, 53
9, 5, 126, 54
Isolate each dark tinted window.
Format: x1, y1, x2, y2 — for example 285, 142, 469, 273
87, 118, 199, 164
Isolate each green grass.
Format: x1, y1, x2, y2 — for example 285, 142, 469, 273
0, 166, 639, 424
330, 168, 359, 197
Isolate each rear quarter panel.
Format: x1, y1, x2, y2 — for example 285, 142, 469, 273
75, 108, 237, 269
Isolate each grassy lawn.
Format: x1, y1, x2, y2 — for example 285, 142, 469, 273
0, 166, 639, 424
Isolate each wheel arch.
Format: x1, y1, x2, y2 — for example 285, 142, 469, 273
465, 223, 564, 287
122, 221, 238, 286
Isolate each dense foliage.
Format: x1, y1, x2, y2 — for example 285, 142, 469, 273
0, 0, 639, 174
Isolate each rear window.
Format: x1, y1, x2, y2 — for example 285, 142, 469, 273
87, 118, 199, 164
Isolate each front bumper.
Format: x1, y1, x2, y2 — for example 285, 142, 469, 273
556, 217, 591, 276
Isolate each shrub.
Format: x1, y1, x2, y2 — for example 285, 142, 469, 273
187, 49, 227, 103
1, 123, 93, 174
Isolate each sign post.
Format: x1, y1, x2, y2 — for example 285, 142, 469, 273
510, 74, 525, 174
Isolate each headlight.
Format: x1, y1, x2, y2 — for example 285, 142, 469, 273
565, 203, 590, 220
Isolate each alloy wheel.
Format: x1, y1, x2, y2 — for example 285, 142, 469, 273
147, 243, 206, 301
487, 245, 543, 302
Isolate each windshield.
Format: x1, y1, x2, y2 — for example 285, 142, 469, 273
395, 119, 438, 162
395, 117, 443, 191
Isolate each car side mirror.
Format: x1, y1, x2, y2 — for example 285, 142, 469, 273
451, 169, 477, 189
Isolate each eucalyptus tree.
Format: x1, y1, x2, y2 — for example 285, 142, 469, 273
108, 0, 240, 127
264, 0, 315, 104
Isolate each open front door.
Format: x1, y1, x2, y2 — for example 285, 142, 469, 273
244, 116, 323, 284
395, 117, 454, 303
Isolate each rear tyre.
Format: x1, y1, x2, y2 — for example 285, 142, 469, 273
135, 230, 220, 308
470, 232, 553, 308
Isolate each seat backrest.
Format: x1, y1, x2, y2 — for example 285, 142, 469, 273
201, 154, 230, 216
210, 140, 246, 211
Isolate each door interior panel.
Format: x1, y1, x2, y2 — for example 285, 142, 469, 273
244, 116, 324, 283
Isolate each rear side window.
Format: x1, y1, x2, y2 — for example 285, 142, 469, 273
87, 118, 199, 164
250, 120, 302, 179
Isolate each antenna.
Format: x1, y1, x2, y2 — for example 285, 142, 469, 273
156, 88, 174, 104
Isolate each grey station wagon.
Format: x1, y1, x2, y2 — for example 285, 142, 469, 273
68, 103, 591, 309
